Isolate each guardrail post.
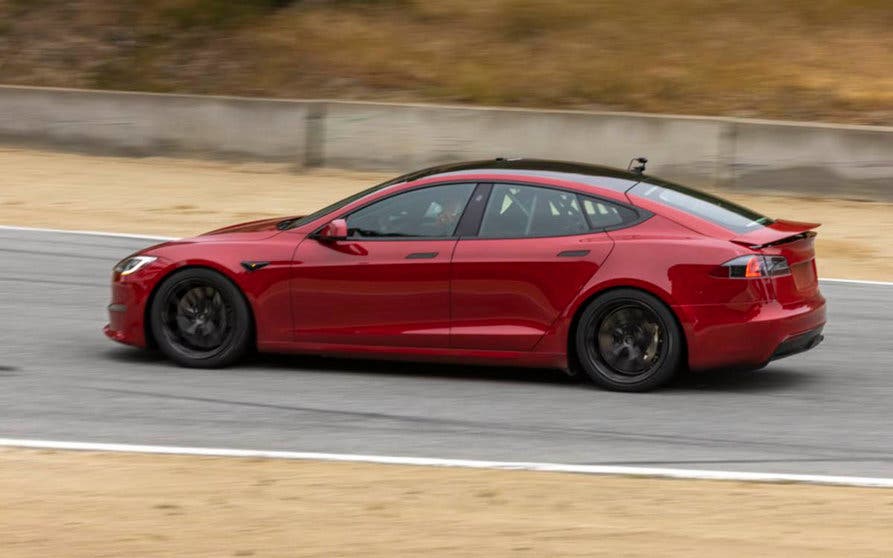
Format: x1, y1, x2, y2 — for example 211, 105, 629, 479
304, 101, 326, 168
718, 120, 738, 189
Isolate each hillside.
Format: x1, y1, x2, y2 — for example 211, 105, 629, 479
1, 0, 891, 124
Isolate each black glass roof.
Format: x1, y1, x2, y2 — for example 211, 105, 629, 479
379, 158, 643, 193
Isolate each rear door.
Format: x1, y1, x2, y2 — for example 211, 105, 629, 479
450, 183, 618, 351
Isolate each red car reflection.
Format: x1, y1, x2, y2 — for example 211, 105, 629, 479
105, 159, 825, 391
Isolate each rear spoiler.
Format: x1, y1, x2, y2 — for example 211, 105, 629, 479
730, 219, 821, 249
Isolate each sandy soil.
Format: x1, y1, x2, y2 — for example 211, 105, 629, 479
1, 448, 891, 558
1, 147, 890, 281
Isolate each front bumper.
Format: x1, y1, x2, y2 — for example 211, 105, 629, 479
104, 274, 153, 348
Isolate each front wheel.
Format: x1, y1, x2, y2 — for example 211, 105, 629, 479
574, 289, 682, 392
149, 268, 252, 368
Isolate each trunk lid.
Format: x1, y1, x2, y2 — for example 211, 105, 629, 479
732, 220, 822, 301
729, 219, 821, 250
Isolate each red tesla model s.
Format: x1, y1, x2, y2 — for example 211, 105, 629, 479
105, 158, 825, 391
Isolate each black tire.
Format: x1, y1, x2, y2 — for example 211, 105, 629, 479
574, 289, 682, 392
149, 268, 252, 368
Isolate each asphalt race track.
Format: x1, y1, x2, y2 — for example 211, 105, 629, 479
1, 228, 891, 477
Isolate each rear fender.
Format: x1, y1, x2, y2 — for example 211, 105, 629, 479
531, 272, 680, 357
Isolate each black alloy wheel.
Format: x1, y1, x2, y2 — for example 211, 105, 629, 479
150, 268, 252, 368
574, 289, 682, 392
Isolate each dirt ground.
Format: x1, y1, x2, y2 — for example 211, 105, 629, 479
2, 147, 890, 281
1, 448, 891, 558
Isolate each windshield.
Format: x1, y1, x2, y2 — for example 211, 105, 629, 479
278, 179, 407, 230
629, 178, 772, 233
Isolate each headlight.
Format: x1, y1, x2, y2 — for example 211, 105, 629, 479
114, 256, 157, 276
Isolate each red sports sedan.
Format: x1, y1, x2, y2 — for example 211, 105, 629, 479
105, 159, 825, 391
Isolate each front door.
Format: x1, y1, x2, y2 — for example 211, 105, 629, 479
291, 182, 477, 348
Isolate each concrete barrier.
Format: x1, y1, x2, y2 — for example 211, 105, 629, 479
322, 102, 726, 188
0, 86, 311, 162
1, 85, 891, 200
729, 119, 893, 200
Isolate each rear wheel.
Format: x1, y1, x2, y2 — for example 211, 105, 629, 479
150, 268, 252, 368
574, 289, 681, 392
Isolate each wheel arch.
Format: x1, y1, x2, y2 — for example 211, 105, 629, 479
143, 264, 257, 351
565, 283, 689, 375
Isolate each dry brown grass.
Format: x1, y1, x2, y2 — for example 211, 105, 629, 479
1, 1, 892, 124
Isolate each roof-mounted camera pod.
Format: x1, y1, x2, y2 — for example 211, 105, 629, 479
628, 156, 648, 174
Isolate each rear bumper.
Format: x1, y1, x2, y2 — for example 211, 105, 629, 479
770, 326, 824, 361
678, 294, 826, 371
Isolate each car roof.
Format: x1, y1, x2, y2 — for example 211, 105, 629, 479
282, 158, 663, 232
381, 158, 642, 193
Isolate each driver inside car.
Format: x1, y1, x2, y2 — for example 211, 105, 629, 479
435, 197, 465, 234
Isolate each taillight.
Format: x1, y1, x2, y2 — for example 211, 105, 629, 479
715, 255, 790, 278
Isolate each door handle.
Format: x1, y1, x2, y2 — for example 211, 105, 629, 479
406, 252, 438, 259
557, 250, 590, 257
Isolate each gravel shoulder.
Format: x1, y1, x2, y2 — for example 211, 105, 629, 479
2, 448, 892, 558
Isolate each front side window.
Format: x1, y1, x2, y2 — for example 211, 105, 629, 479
346, 183, 476, 238
479, 184, 590, 238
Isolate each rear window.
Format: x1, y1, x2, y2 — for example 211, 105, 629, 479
629, 179, 772, 233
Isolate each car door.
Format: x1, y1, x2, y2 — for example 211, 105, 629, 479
450, 183, 618, 351
291, 182, 477, 348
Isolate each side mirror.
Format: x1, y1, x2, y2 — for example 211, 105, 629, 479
315, 218, 348, 241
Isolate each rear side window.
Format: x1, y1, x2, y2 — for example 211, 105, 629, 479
479, 184, 589, 238
580, 197, 641, 230
630, 179, 772, 233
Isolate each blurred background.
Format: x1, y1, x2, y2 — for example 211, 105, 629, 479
1, 0, 891, 124
1, 3, 892, 556
2, 0, 891, 278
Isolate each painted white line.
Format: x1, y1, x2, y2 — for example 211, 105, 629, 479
0, 224, 174, 241
1, 224, 890, 286
1, 438, 891, 488
818, 277, 893, 286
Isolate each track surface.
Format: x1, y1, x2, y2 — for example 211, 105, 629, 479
1, 228, 892, 477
